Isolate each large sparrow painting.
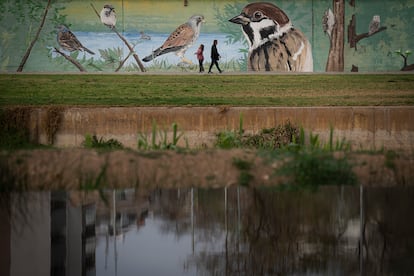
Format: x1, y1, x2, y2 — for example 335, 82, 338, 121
229, 2, 313, 72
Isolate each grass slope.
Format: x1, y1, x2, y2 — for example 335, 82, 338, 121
1, 73, 413, 106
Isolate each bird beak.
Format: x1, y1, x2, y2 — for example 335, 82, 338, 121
229, 14, 250, 25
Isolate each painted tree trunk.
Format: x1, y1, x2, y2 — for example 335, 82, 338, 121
326, 0, 345, 72
17, 0, 52, 72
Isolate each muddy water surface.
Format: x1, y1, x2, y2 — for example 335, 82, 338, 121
1, 186, 414, 276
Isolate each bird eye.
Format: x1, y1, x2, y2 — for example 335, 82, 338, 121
253, 11, 263, 19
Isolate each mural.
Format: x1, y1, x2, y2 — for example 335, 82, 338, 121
229, 2, 313, 72
142, 15, 205, 65
0, 0, 413, 73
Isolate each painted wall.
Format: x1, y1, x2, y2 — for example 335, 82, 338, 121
1, 0, 413, 73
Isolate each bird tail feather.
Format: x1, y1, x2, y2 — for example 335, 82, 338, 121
84, 47, 95, 55
142, 46, 182, 62
143, 47, 163, 62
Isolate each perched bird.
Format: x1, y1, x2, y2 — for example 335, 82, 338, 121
140, 31, 151, 40
100, 4, 116, 29
368, 15, 380, 35
142, 15, 205, 64
229, 2, 313, 72
57, 25, 95, 55
322, 8, 335, 39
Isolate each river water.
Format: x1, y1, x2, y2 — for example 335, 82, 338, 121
1, 186, 414, 276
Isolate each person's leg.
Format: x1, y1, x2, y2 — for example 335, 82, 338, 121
215, 60, 222, 73
200, 59, 204, 72
208, 60, 214, 73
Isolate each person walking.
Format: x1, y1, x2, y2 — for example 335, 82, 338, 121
195, 44, 204, 73
208, 39, 222, 73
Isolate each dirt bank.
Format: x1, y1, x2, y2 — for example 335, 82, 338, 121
1, 149, 413, 190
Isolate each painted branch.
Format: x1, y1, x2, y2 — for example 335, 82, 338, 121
348, 14, 387, 49
90, 3, 146, 72
17, 0, 52, 72
399, 54, 414, 71
54, 47, 87, 72
353, 27, 387, 45
112, 28, 146, 72
402, 64, 414, 71
116, 51, 134, 72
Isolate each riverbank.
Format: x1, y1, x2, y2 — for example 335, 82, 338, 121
1, 148, 413, 190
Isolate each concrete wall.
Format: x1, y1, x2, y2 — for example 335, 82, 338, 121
28, 106, 414, 151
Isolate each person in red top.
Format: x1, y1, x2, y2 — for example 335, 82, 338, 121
195, 44, 204, 73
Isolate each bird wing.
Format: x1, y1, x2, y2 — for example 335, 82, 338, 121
281, 29, 312, 71
160, 23, 195, 50
59, 30, 83, 51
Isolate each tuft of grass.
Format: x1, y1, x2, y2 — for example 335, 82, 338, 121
276, 150, 357, 191
83, 134, 124, 150
137, 121, 184, 150
216, 118, 300, 150
218, 118, 357, 190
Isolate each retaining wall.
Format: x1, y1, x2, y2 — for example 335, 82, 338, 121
28, 106, 414, 151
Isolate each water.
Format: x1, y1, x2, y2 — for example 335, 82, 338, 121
1, 186, 414, 276
71, 32, 245, 66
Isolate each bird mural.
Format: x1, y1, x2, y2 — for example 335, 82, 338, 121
57, 25, 95, 55
142, 15, 205, 64
100, 4, 116, 29
322, 8, 335, 39
229, 2, 313, 72
140, 31, 151, 40
368, 15, 380, 35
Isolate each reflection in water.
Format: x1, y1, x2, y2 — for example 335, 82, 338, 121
1, 186, 414, 276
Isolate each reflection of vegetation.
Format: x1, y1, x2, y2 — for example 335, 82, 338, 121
185, 186, 414, 275
241, 187, 359, 275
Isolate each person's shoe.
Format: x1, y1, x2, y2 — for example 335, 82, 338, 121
208, 71, 212, 74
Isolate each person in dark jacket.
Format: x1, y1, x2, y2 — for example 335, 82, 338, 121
208, 39, 222, 73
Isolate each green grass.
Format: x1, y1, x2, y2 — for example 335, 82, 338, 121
1, 74, 413, 106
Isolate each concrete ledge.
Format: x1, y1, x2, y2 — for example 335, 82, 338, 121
23, 106, 414, 151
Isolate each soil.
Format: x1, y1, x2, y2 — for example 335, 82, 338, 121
1, 149, 413, 191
